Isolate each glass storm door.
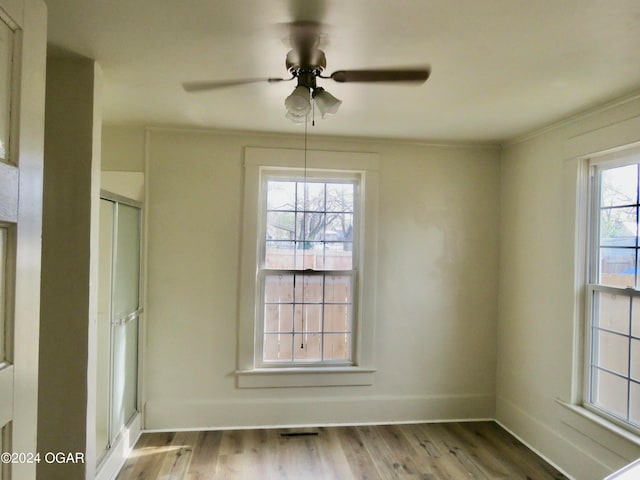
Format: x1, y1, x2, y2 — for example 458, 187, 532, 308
97, 197, 141, 461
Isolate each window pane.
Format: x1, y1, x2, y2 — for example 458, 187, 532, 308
323, 333, 351, 361
325, 213, 353, 240
631, 339, 640, 382
265, 241, 295, 269
630, 382, 640, 425
293, 333, 322, 361
267, 181, 295, 211
262, 273, 353, 364
601, 165, 638, 207
264, 304, 293, 333
264, 333, 293, 362
596, 292, 630, 334
296, 212, 325, 242
633, 297, 640, 338
266, 179, 355, 272
599, 248, 636, 287
599, 207, 637, 247
294, 274, 323, 303
324, 244, 352, 270
294, 243, 323, 270
324, 304, 350, 332
264, 274, 293, 303
293, 304, 322, 333
594, 330, 629, 376
267, 212, 295, 240
593, 368, 628, 419
325, 276, 351, 303
326, 183, 354, 212
296, 182, 325, 211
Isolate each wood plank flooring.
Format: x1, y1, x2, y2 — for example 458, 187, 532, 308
115, 421, 569, 480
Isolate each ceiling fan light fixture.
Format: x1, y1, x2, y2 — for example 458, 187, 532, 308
285, 85, 311, 116
285, 111, 308, 123
312, 87, 342, 118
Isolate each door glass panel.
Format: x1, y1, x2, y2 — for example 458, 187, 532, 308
0, 19, 12, 162
110, 202, 140, 441
96, 200, 113, 457
113, 204, 140, 319
110, 317, 138, 440
123, 317, 138, 423
0, 227, 6, 363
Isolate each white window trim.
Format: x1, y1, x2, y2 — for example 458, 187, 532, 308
583, 145, 640, 435
558, 116, 640, 456
236, 147, 379, 388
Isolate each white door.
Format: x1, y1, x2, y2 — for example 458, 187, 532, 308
0, 1, 46, 479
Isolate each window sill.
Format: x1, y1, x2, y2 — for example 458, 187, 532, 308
555, 398, 640, 456
235, 367, 376, 389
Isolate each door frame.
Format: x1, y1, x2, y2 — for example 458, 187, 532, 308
0, 1, 46, 479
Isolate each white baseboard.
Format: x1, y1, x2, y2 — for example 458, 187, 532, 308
144, 393, 495, 431
494, 418, 576, 480
496, 395, 628, 480
95, 413, 142, 480
143, 416, 496, 433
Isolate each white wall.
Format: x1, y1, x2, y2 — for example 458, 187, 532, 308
498, 94, 640, 480
138, 128, 500, 429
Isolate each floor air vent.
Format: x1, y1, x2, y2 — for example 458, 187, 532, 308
279, 431, 319, 438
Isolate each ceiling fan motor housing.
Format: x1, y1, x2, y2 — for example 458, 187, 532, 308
286, 48, 326, 86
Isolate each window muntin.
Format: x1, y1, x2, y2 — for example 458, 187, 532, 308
587, 156, 640, 432
259, 175, 358, 366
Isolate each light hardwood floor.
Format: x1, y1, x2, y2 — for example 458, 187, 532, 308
115, 421, 569, 479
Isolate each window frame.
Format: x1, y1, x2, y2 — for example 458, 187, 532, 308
236, 147, 378, 388
585, 146, 640, 435
257, 171, 360, 367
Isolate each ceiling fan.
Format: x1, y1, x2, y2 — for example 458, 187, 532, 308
182, 22, 431, 122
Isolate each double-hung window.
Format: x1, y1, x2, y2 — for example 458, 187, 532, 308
586, 149, 640, 433
237, 148, 378, 387
260, 175, 357, 366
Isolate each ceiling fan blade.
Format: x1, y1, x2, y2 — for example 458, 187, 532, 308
330, 67, 430, 84
183, 77, 289, 92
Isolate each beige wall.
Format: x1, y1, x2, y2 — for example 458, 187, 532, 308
498, 95, 640, 480
137, 128, 500, 429
100, 96, 640, 479
102, 125, 145, 172
100, 125, 145, 201
39, 52, 102, 479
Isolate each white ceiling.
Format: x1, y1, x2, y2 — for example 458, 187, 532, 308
44, 0, 640, 143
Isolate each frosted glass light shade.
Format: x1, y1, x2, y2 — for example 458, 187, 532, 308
285, 86, 311, 116
312, 87, 342, 118
285, 111, 307, 123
